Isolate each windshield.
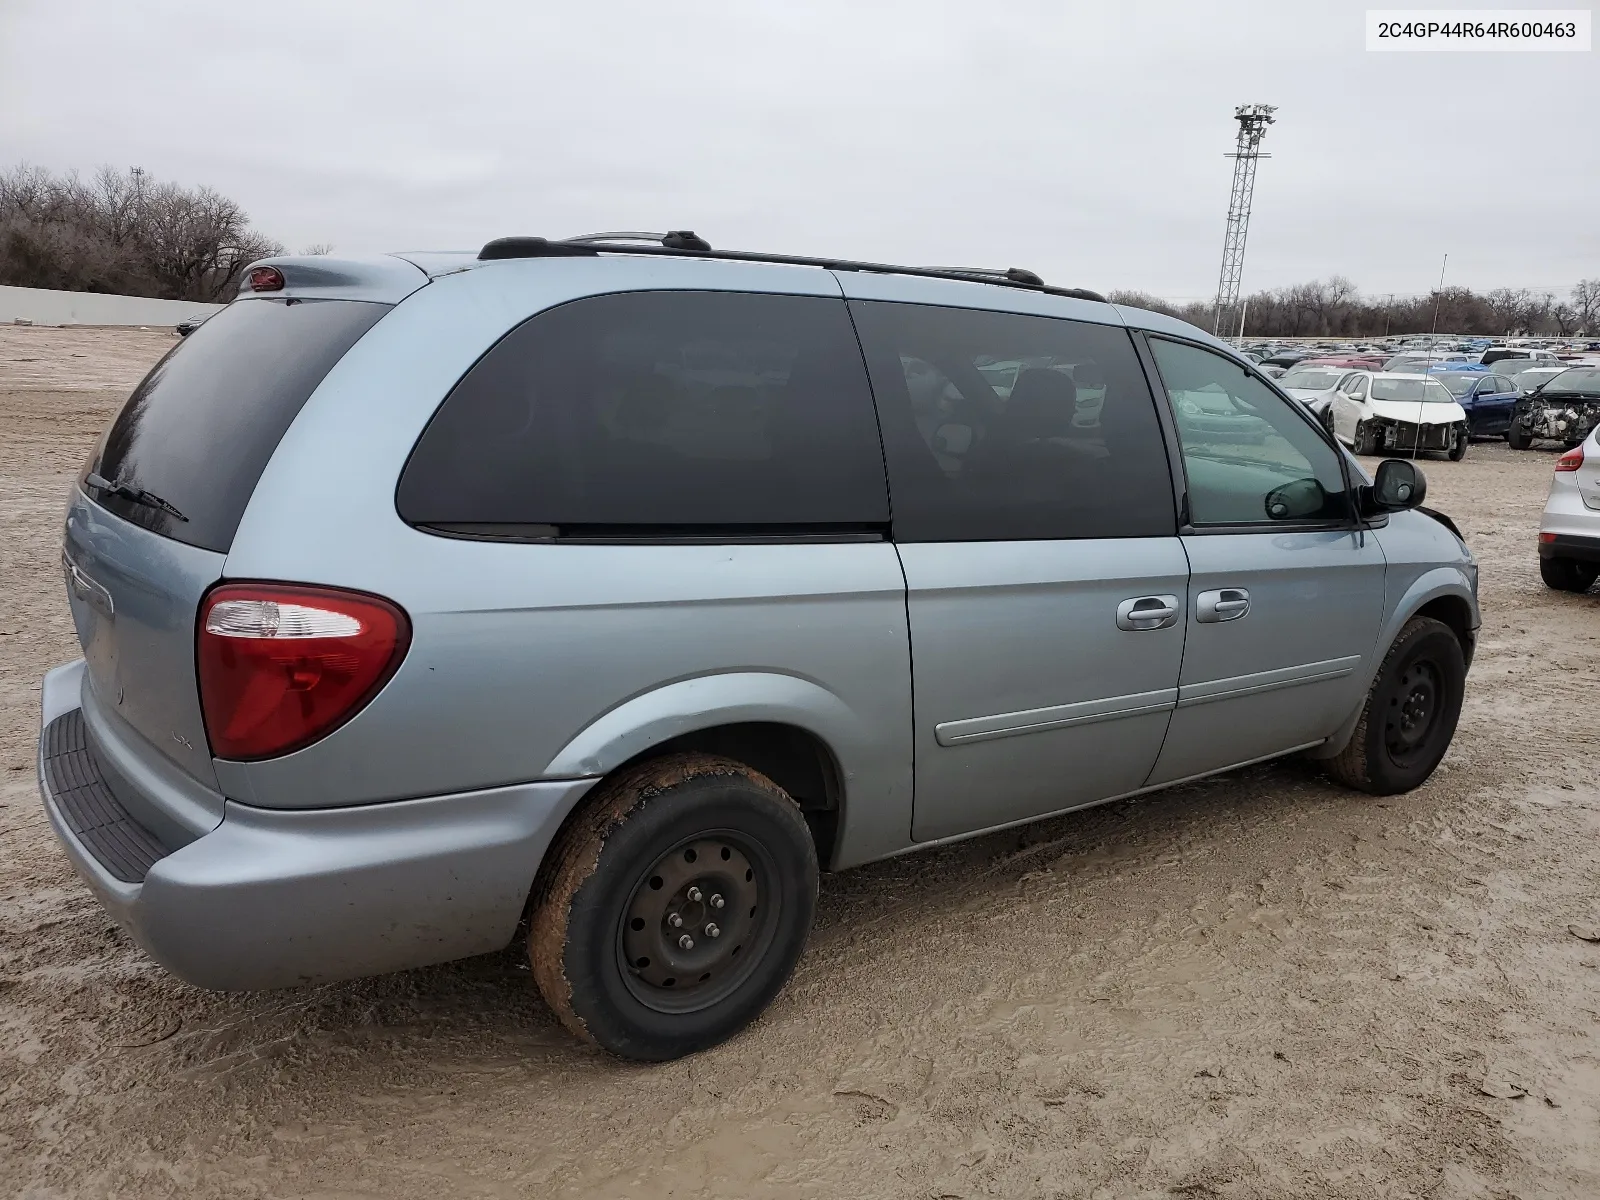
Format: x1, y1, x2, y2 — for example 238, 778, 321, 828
1432, 372, 1481, 398
1496, 359, 1547, 378
1279, 368, 1344, 390
1543, 367, 1600, 395
1370, 378, 1456, 404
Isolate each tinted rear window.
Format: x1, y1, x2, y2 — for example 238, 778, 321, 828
849, 300, 1175, 541
89, 298, 387, 553
397, 291, 889, 535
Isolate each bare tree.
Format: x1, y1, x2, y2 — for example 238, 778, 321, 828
1571, 279, 1600, 335
299, 242, 334, 256
0, 162, 282, 301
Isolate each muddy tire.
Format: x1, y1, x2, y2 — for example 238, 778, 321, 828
1447, 423, 1468, 461
1324, 617, 1466, 796
1540, 556, 1599, 593
1353, 421, 1379, 456
528, 753, 818, 1061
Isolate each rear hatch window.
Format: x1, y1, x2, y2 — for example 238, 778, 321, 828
86, 297, 388, 552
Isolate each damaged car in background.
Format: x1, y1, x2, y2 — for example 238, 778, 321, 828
1327, 372, 1469, 460
1509, 366, 1600, 451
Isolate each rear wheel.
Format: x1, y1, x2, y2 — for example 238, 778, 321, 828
1540, 556, 1600, 593
529, 753, 818, 1061
1324, 617, 1465, 795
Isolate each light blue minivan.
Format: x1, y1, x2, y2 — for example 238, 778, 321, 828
42, 233, 1478, 1059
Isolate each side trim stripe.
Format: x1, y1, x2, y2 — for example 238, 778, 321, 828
934, 687, 1178, 747
1177, 655, 1361, 708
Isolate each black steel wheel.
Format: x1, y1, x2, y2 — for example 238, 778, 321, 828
1324, 616, 1466, 795
529, 753, 818, 1061
617, 832, 777, 1013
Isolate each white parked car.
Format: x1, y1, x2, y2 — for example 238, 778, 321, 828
1538, 422, 1600, 592
1328, 372, 1469, 460
1479, 346, 1561, 367
1277, 364, 1363, 424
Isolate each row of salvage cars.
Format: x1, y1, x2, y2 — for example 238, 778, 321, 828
1274, 360, 1600, 460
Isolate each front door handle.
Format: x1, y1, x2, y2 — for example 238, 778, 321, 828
1196, 588, 1250, 623
1116, 594, 1179, 631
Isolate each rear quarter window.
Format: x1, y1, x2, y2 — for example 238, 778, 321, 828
89, 297, 388, 553
397, 291, 889, 535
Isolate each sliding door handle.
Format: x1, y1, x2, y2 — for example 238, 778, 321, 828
1116, 594, 1179, 631
1197, 588, 1250, 623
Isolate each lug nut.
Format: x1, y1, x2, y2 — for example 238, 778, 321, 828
710, 894, 725, 909
668, 913, 683, 928
679, 934, 695, 950
705, 923, 720, 938
687, 886, 702, 902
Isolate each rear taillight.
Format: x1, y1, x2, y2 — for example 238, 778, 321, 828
1555, 446, 1585, 472
197, 583, 410, 760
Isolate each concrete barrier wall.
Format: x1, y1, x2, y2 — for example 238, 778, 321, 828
0, 285, 222, 328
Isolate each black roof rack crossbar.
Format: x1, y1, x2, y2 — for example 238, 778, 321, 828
475, 235, 1105, 302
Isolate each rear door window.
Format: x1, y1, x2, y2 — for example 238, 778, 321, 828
90, 298, 388, 553
849, 301, 1175, 541
397, 291, 888, 535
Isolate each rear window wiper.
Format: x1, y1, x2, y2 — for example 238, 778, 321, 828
84, 473, 189, 523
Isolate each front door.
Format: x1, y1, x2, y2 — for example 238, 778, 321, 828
1143, 337, 1387, 785
847, 296, 1187, 842
1472, 375, 1519, 435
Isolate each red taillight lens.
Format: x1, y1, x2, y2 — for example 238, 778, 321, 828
248, 265, 285, 292
197, 583, 410, 760
1555, 446, 1585, 472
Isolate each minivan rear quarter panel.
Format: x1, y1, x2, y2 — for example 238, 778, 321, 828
219, 258, 916, 867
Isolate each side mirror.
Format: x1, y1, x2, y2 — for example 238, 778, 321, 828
1264, 477, 1330, 521
1366, 459, 1427, 513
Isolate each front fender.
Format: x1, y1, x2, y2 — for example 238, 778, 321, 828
1307, 554, 1478, 761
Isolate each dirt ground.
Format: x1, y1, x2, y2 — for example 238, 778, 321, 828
2, 325, 1598, 1200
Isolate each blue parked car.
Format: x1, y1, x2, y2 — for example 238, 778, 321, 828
1429, 369, 1520, 437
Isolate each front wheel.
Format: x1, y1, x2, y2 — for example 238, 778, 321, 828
1508, 407, 1534, 450
1447, 422, 1468, 461
1352, 421, 1380, 456
1324, 617, 1466, 795
1540, 556, 1600, 593
529, 753, 818, 1061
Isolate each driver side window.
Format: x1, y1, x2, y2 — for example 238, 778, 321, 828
1149, 338, 1349, 526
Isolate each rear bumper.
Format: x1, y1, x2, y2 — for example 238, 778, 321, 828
38, 659, 597, 990
1539, 533, 1600, 564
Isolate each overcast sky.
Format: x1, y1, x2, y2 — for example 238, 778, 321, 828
2, 0, 1596, 303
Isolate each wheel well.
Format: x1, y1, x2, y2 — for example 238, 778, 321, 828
1414, 595, 1475, 666
608, 723, 844, 867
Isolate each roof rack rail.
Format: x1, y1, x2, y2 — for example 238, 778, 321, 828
923, 265, 1046, 287
564, 230, 713, 251
474, 235, 1105, 303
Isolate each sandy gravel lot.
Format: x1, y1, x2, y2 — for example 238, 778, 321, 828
2, 326, 1598, 1200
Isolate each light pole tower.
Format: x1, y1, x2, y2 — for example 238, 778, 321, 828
1212, 104, 1275, 339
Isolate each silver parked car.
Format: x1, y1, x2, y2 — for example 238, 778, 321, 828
1538, 422, 1600, 592
41, 236, 1479, 1060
